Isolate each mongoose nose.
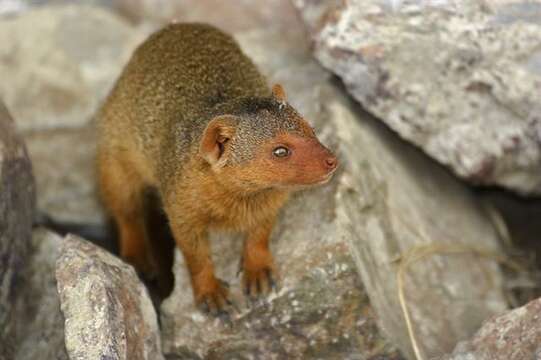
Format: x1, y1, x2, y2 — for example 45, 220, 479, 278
325, 156, 338, 170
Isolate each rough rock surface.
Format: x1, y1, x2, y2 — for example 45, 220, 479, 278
25, 125, 103, 224
0, 0, 112, 17
113, 0, 300, 32
56, 234, 164, 360
0, 101, 35, 353
443, 296, 541, 360
159, 13, 508, 359
0, 4, 146, 132
293, 0, 541, 196
8, 229, 68, 360
0, 5, 150, 224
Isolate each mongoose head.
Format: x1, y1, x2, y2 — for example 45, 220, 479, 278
199, 84, 338, 192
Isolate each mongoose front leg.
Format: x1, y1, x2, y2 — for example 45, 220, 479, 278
170, 223, 233, 314
242, 220, 278, 298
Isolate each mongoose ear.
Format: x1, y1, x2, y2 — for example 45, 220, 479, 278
271, 84, 287, 103
199, 115, 237, 167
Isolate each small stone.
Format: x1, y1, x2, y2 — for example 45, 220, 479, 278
6, 229, 68, 360
443, 297, 541, 360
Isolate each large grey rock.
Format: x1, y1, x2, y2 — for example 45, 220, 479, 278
56, 234, 164, 360
0, 101, 35, 354
112, 0, 300, 32
0, 0, 113, 17
8, 229, 68, 360
25, 125, 103, 224
443, 296, 541, 360
0, 5, 151, 224
0, 4, 146, 132
160, 21, 508, 360
293, 0, 541, 196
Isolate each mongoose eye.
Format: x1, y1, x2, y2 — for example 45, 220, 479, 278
272, 146, 290, 158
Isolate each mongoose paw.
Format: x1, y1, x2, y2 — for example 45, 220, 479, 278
241, 256, 279, 299
195, 278, 237, 317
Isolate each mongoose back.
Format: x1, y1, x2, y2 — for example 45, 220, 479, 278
97, 23, 338, 315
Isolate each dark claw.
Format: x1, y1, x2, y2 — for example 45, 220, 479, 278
226, 299, 240, 314
249, 296, 264, 309
199, 300, 210, 314
245, 293, 259, 309
266, 269, 278, 291
217, 310, 233, 327
208, 301, 219, 316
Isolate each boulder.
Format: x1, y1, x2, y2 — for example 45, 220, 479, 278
0, 5, 151, 224
293, 0, 541, 196
112, 0, 300, 32
444, 296, 541, 360
160, 23, 508, 360
25, 125, 103, 224
0, 4, 147, 132
0, 101, 35, 354
56, 234, 163, 360
0, 0, 113, 17
8, 229, 68, 360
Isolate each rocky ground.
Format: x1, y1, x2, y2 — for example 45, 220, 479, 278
0, 1, 540, 360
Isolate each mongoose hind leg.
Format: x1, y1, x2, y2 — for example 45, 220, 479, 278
241, 221, 278, 299
98, 151, 157, 278
142, 188, 175, 298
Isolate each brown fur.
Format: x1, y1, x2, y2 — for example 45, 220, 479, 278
97, 23, 337, 313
